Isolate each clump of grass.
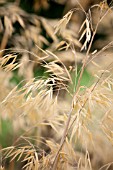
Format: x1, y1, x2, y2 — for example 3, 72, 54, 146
1, 1, 113, 170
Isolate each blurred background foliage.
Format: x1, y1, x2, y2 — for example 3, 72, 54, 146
0, 0, 112, 83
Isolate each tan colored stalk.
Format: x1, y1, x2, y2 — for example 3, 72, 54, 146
52, 5, 111, 170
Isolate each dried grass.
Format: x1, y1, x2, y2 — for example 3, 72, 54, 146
0, 1, 113, 170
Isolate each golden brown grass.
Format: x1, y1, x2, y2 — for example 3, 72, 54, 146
0, 1, 113, 170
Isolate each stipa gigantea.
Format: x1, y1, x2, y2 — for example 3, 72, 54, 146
1, 1, 113, 170
54, 10, 73, 35
52, 2, 113, 170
